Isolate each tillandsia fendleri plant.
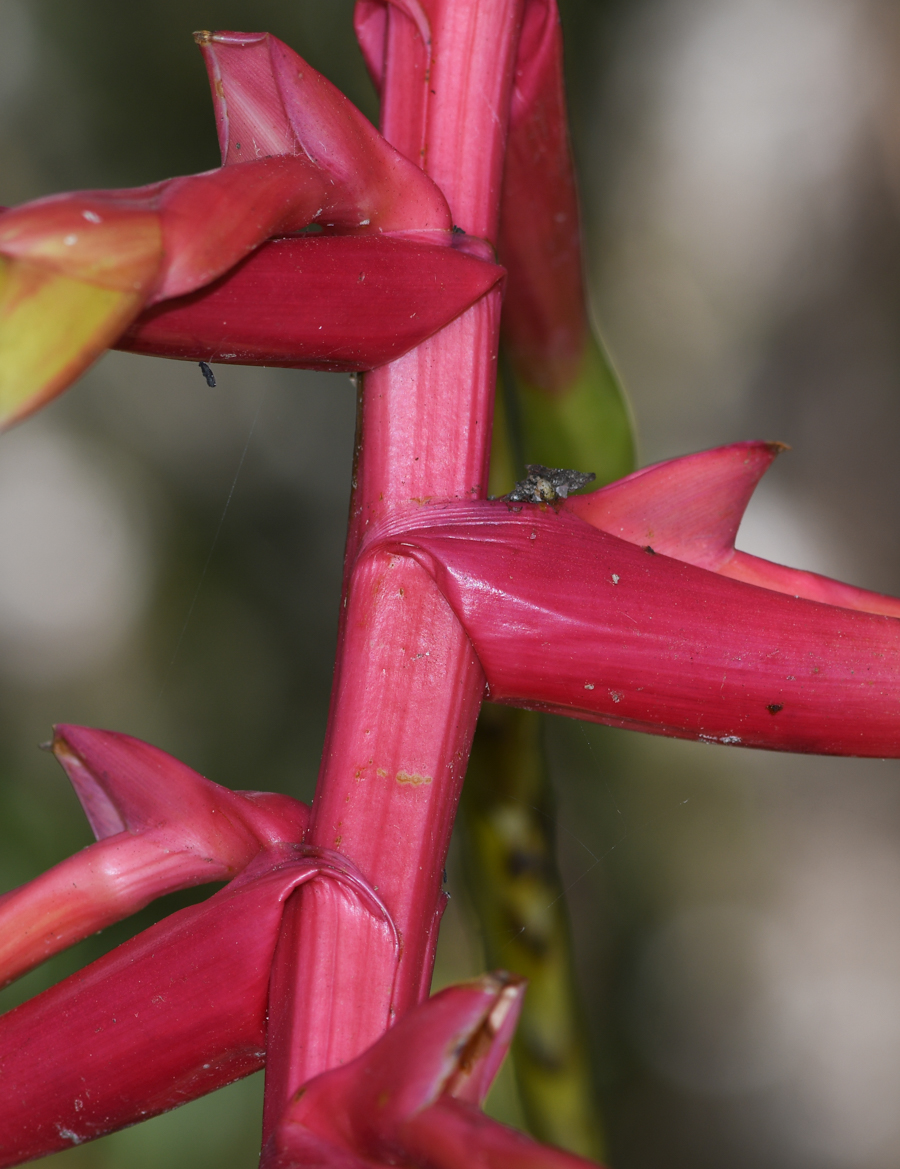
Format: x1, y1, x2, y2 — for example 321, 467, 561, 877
2, 5, 900, 1168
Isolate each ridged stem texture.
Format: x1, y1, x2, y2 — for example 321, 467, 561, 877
262, 0, 526, 1134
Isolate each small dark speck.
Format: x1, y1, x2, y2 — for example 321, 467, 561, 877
442, 867, 448, 885
199, 361, 216, 387
643, 545, 656, 555
766, 703, 784, 715
451, 224, 465, 234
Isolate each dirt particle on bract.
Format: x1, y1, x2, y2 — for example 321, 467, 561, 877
396, 771, 432, 785
502, 464, 595, 504
767, 703, 784, 715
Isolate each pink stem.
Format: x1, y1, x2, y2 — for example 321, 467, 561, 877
261, 0, 525, 1135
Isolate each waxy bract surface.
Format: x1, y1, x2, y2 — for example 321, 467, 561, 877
0, 845, 395, 1166
264, 974, 601, 1169
367, 502, 900, 755
117, 235, 504, 371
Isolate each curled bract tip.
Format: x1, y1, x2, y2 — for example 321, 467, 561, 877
0, 27, 456, 429
0, 726, 309, 989
265, 973, 600, 1169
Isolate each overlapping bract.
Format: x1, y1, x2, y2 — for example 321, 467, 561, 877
0, 726, 308, 988
117, 234, 503, 371
1, 8, 899, 1169
0, 30, 502, 429
196, 30, 450, 235
0, 842, 396, 1166
0, 725, 401, 1165
264, 973, 601, 1169
0, 155, 326, 427
358, 439, 900, 755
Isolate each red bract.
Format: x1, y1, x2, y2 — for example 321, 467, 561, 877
0, 30, 482, 429
117, 235, 504, 370
566, 440, 900, 616
3, 3, 897, 1167
0, 727, 308, 989
0, 845, 395, 1166
366, 500, 900, 755
264, 974, 599, 1169
497, 0, 587, 394
196, 31, 451, 237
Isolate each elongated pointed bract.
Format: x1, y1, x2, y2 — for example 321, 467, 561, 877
367, 502, 900, 755
0, 846, 393, 1165
565, 440, 783, 567
265, 974, 600, 1169
565, 442, 900, 617
51, 725, 309, 845
117, 235, 504, 371
0, 29, 460, 429
0, 727, 308, 987
197, 30, 451, 235
0, 156, 323, 429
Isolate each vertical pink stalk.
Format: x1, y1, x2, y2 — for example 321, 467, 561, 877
263, 0, 525, 1136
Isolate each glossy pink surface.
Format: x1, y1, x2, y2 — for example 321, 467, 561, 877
198, 31, 451, 235
0, 846, 391, 1166
567, 441, 900, 617
116, 235, 503, 370
0, 728, 309, 988
566, 441, 781, 568
368, 501, 900, 756
265, 974, 598, 1169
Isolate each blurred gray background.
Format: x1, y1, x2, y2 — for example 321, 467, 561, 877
2, 1, 900, 1167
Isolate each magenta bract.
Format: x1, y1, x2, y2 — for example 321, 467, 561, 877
265, 973, 599, 1169
51, 725, 308, 846
566, 441, 900, 617
0, 727, 308, 988
116, 235, 504, 371
0, 845, 393, 1165
366, 502, 900, 755
198, 30, 451, 237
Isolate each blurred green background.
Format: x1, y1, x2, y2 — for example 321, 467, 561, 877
4, 2, 900, 1167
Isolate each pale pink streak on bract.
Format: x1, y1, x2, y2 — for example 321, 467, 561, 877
0, 726, 309, 987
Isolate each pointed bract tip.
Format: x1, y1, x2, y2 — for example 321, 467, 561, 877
766, 440, 790, 455
193, 30, 213, 44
